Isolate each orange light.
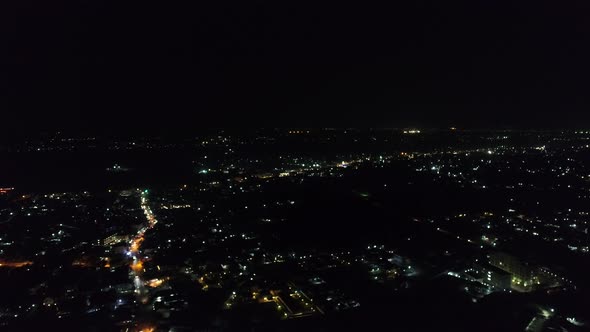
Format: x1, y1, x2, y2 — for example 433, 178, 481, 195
147, 279, 164, 288
131, 261, 144, 271
0, 261, 33, 268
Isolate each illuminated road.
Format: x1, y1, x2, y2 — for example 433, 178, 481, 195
128, 189, 158, 305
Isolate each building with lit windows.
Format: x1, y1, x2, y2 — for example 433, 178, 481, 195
103, 234, 131, 247
471, 263, 511, 290
489, 252, 537, 291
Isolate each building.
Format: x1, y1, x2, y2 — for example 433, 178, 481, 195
489, 252, 537, 291
472, 263, 511, 290
103, 234, 131, 247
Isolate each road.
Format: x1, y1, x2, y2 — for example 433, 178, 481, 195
128, 190, 159, 306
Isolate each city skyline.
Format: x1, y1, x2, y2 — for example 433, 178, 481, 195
0, 129, 589, 331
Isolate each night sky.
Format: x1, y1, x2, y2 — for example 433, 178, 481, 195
3, 0, 590, 132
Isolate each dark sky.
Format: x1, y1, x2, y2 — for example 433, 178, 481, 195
3, 0, 590, 132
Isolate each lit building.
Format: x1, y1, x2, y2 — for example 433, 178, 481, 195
0, 187, 14, 195
472, 263, 511, 290
103, 234, 131, 247
489, 252, 536, 291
